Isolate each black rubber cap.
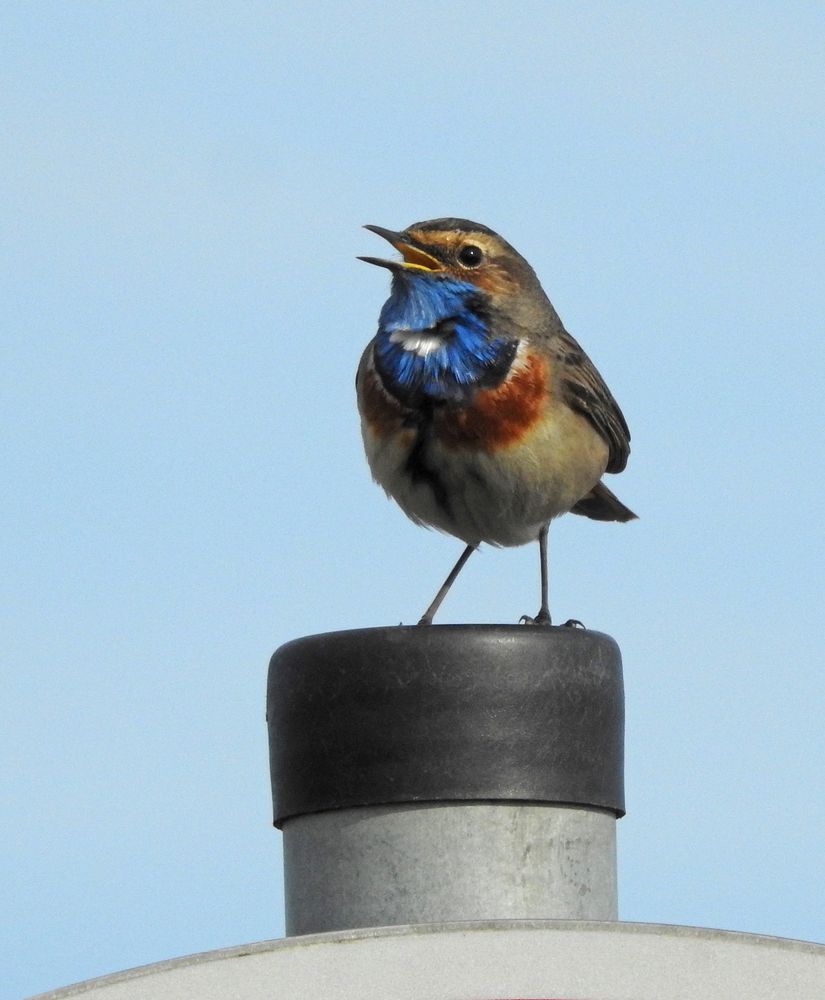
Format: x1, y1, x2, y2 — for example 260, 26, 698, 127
267, 625, 624, 827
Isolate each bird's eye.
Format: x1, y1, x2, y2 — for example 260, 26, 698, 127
458, 244, 483, 267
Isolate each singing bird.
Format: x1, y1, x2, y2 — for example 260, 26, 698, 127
356, 218, 636, 625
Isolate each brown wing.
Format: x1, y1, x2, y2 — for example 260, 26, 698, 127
554, 329, 631, 474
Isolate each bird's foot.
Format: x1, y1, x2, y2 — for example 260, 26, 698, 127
416, 615, 433, 626
519, 609, 552, 626
562, 618, 586, 629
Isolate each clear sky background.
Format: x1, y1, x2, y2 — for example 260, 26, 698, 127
3, 3, 825, 997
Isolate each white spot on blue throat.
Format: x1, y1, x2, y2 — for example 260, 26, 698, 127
373, 271, 516, 403
388, 329, 443, 356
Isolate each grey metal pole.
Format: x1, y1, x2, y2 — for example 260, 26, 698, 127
267, 625, 625, 935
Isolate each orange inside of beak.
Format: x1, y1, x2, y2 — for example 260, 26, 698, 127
396, 242, 443, 272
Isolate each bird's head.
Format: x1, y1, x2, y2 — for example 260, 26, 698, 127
359, 218, 542, 303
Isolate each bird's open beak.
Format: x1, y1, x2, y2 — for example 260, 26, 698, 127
358, 224, 443, 272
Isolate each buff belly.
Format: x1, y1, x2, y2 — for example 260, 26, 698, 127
357, 340, 611, 547
360, 403, 609, 548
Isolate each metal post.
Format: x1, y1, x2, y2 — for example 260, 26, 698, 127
267, 625, 625, 935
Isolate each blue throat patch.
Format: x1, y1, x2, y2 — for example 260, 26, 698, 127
373, 272, 516, 404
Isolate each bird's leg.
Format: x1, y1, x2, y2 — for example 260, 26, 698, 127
418, 543, 477, 625
537, 523, 551, 623
520, 524, 552, 625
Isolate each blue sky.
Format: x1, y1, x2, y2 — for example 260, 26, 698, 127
3, 3, 825, 997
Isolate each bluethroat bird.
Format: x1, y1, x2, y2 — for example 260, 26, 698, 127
356, 218, 636, 625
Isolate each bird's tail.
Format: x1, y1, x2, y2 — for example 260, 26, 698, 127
571, 481, 637, 522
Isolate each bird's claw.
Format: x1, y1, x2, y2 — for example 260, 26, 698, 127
518, 614, 584, 628
519, 610, 552, 626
